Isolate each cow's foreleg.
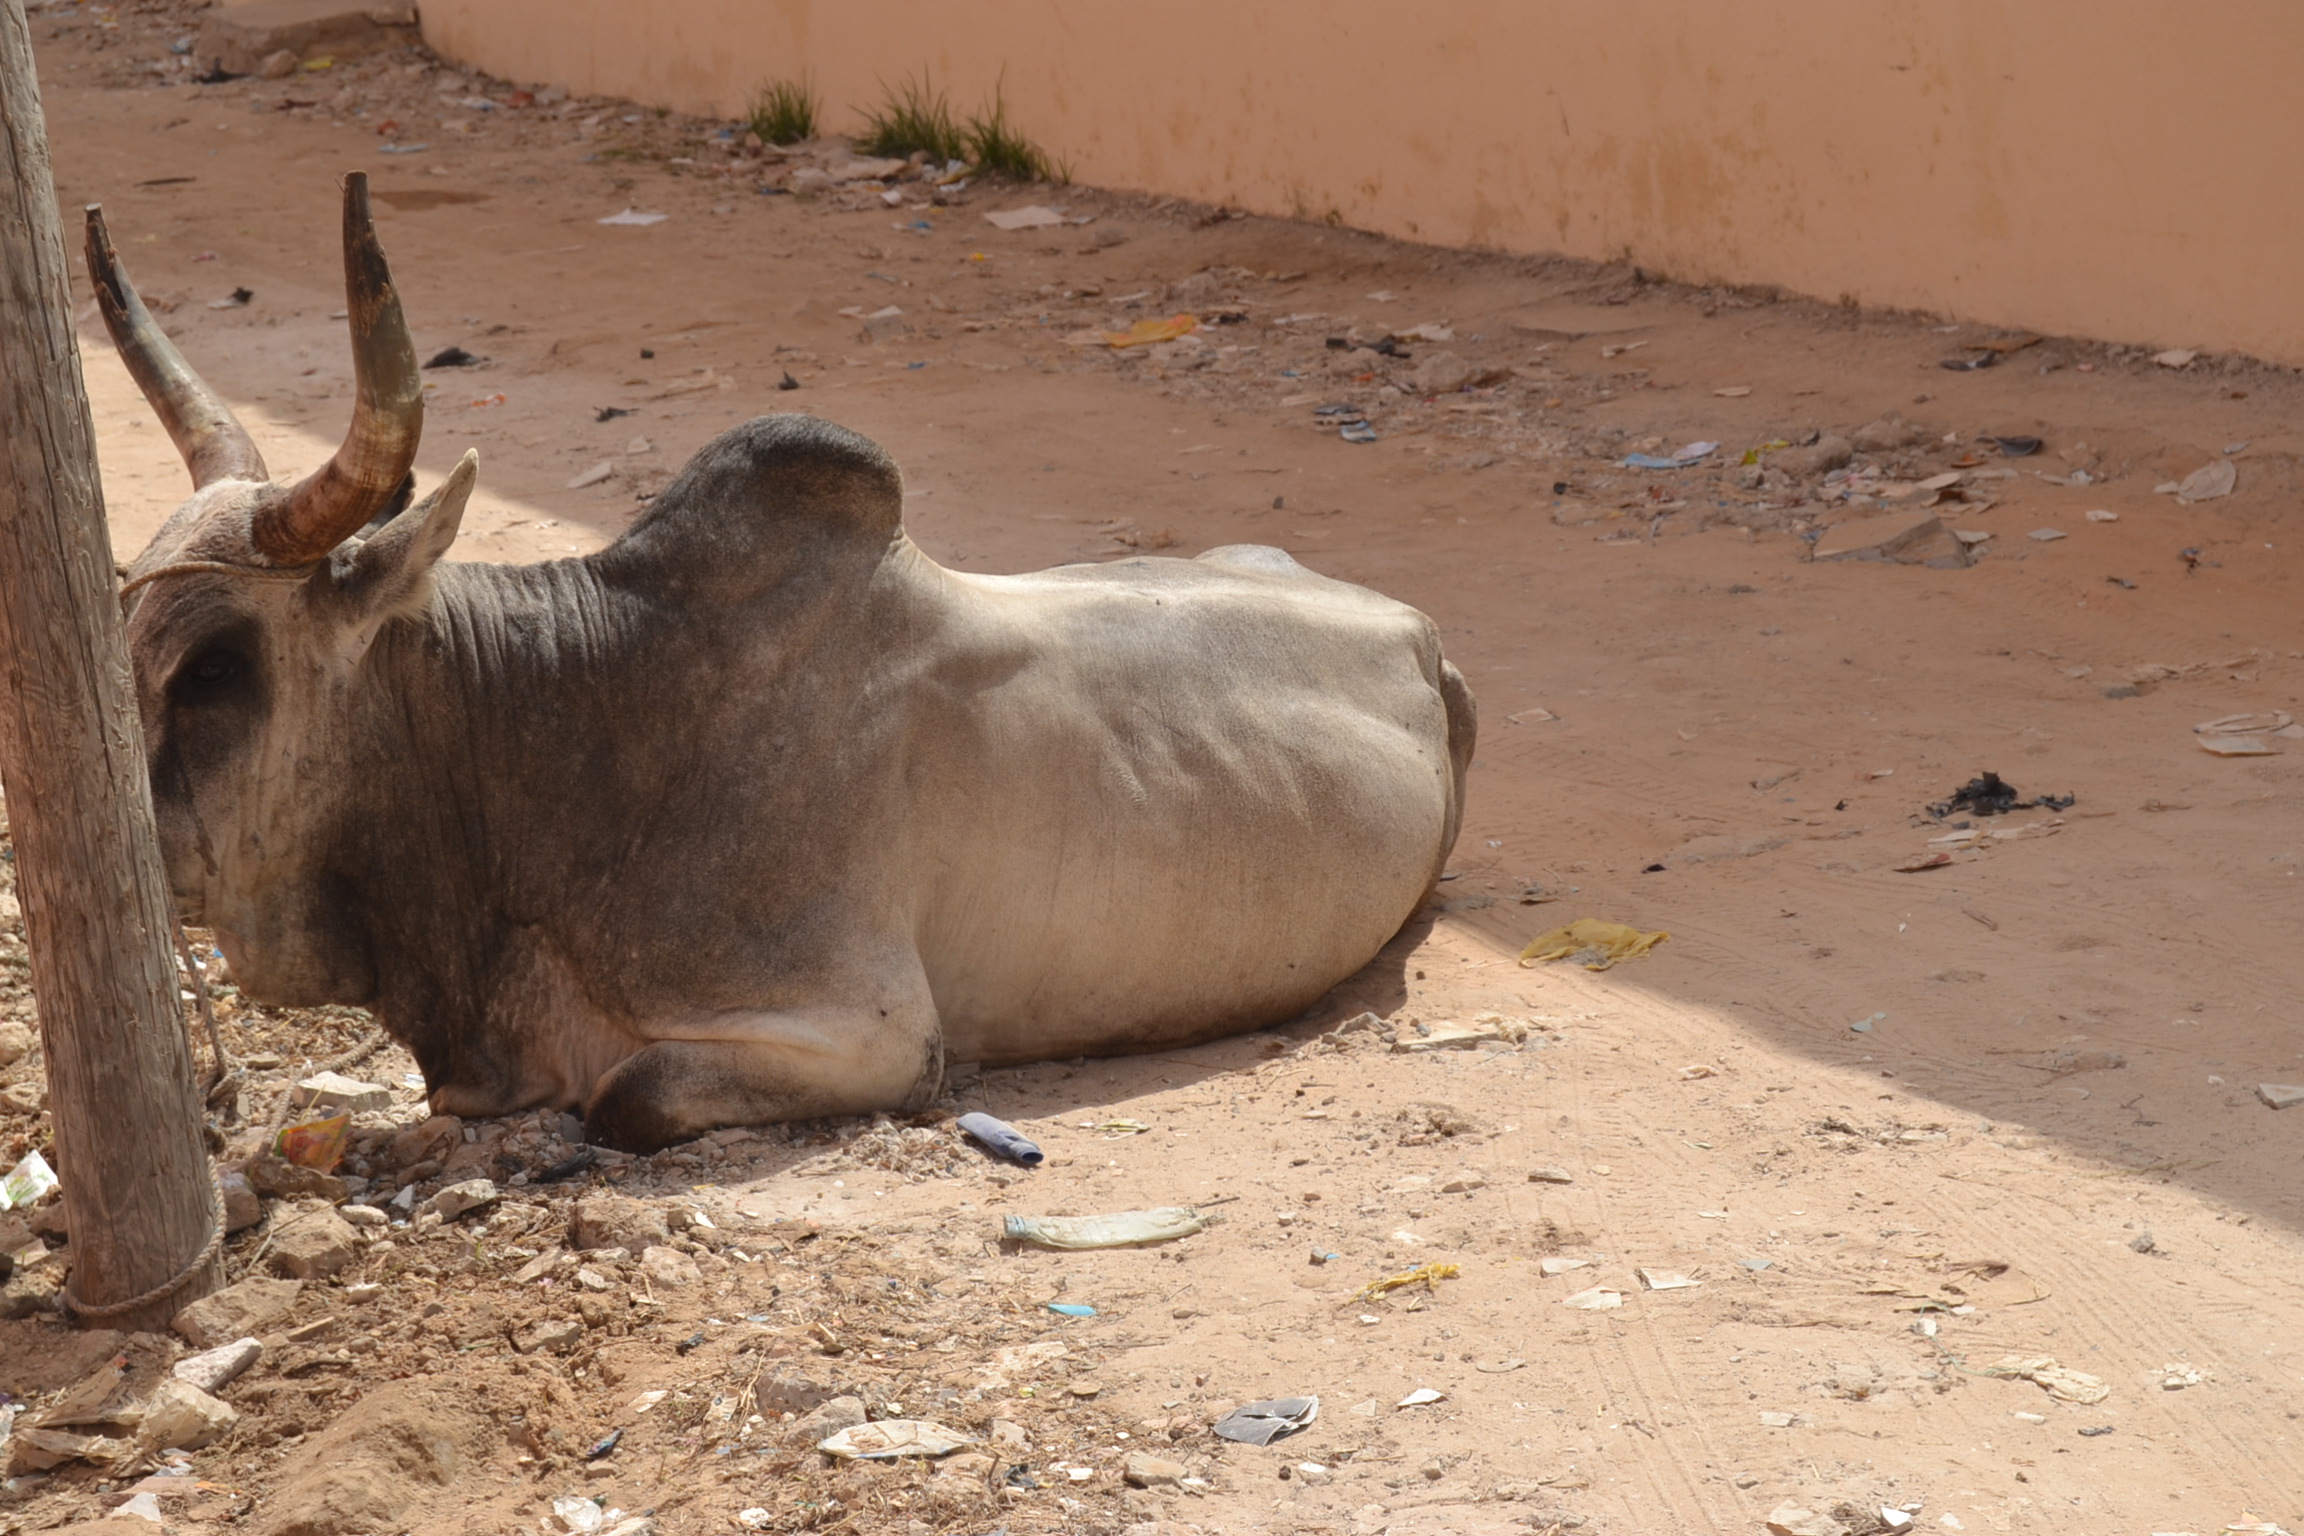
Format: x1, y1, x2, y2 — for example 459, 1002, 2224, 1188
582, 997, 943, 1153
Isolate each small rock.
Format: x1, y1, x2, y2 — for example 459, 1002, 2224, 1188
389, 1114, 461, 1167
511, 1249, 564, 1283
753, 1369, 837, 1414
291, 1071, 392, 1114
516, 1317, 585, 1355
339, 1203, 387, 1229
1773, 434, 1854, 478
1528, 1167, 1574, 1184
173, 1276, 302, 1349
136, 1378, 237, 1449
1811, 511, 1955, 565
243, 1156, 347, 1203
2127, 1231, 2156, 1254
258, 47, 298, 78
425, 1178, 500, 1221
1124, 1450, 1187, 1488
572, 1193, 669, 1252
639, 1245, 700, 1288
172, 1337, 262, 1394
602, 1519, 656, 1536
2256, 1083, 2304, 1110
1296, 1461, 1333, 1485
220, 1168, 263, 1233
938, 1450, 997, 1480
576, 1267, 611, 1291
267, 1204, 360, 1280
1850, 412, 1927, 453
1440, 1174, 1486, 1194
1411, 351, 1474, 394
787, 1394, 867, 1444
343, 1282, 382, 1304
0, 1022, 32, 1068
1765, 1501, 1851, 1536
0, 1082, 46, 1114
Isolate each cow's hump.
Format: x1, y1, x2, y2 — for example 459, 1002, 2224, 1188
598, 415, 903, 603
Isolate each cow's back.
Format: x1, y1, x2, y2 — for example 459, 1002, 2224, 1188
894, 542, 1466, 1062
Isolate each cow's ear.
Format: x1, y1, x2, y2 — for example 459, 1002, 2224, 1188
341, 449, 475, 617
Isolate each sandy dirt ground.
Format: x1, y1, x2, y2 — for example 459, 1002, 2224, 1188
1, 6, 2302, 1536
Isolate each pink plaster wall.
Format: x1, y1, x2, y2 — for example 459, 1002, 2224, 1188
415, 0, 2304, 361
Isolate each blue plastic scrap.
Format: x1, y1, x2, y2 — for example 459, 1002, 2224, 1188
958, 1112, 1043, 1166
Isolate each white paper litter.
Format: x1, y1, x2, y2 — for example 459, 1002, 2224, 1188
598, 208, 669, 226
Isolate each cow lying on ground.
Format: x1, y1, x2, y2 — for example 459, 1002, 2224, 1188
91, 174, 1476, 1151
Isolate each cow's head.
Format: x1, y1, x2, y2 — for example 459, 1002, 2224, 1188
93, 173, 475, 1002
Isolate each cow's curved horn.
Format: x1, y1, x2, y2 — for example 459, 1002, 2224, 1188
252, 172, 423, 565
84, 204, 268, 489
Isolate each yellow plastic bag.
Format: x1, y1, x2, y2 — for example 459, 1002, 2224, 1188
1355, 1262, 1460, 1302
275, 1112, 351, 1172
1102, 313, 1199, 349
1518, 919, 1669, 971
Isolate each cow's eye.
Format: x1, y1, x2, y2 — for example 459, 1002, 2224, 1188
173, 648, 247, 697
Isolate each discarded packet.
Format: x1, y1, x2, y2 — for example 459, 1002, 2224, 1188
1212, 1396, 1319, 1446
274, 1113, 351, 1172
957, 1112, 1042, 1166
1003, 1208, 1207, 1249
0, 1151, 57, 1211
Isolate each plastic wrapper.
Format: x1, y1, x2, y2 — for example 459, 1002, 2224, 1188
274, 1112, 351, 1172
1003, 1207, 1207, 1249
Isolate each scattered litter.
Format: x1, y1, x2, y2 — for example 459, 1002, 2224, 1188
552, 1495, 606, 1534
424, 345, 480, 369
2087, 509, 2119, 522
1528, 1167, 1575, 1185
2029, 528, 2067, 542
2175, 460, 2237, 503
2255, 1084, 2304, 1110
1096, 313, 1198, 349
1714, 386, 1752, 397
2161, 1363, 2204, 1389
207, 287, 253, 310
566, 461, 615, 490
0, 1151, 57, 1209
1740, 1257, 1774, 1271
1475, 1357, 1525, 1373
2199, 737, 2275, 757
817, 1419, 973, 1459
982, 206, 1069, 231
1340, 422, 1379, 444
274, 1113, 350, 1171
1678, 1064, 1715, 1080
2153, 348, 2198, 368
1393, 322, 1455, 343
1539, 1257, 1590, 1276
735, 1512, 771, 1532
1211, 1397, 1318, 1445
2077, 1424, 2115, 1437
1993, 435, 2044, 457
1940, 352, 1997, 371
597, 208, 668, 226
1637, 1268, 1701, 1291
2196, 711, 2291, 736
1046, 1302, 1097, 1318
1850, 1013, 1883, 1033
1928, 771, 2074, 818
1894, 852, 1953, 872
1981, 1355, 2111, 1404
1562, 1286, 1623, 1309
1003, 1208, 1207, 1249
957, 1112, 1043, 1166
1356, 1262, 1459, 1301
1077, 1118, 1150, 1135
1396, 1388, 1446, 1408
1621, 441, 1717, 469
1390, 1017, 1513, 1052
584, 1427, 623, 1460
1757, 1411, 1809, 1428
1518, 918, 1669, 971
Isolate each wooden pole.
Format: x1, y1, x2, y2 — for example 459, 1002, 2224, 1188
0, 0, 220, 1330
